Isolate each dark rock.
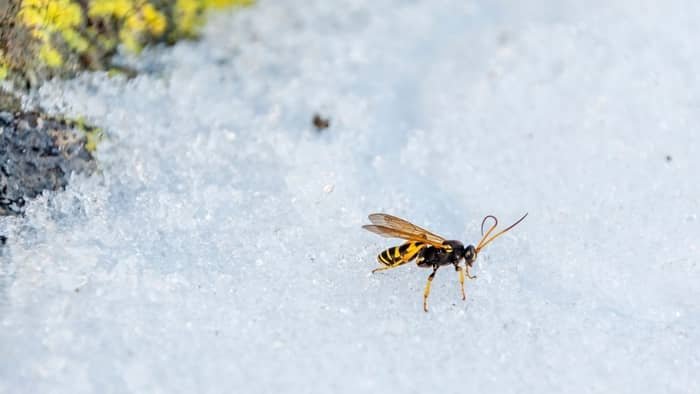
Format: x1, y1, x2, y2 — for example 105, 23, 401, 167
0, 110, 97, 215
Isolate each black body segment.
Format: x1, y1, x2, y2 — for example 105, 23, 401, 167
416, 240, 466, 268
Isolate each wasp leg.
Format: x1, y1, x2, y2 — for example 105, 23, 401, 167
371, 266, 394, 274
466, 265, 477, 280
423, 266, 439, 312
455, 265, 466, 301
371, 261, 410, 274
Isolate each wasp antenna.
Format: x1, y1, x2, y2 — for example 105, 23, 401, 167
476, 215, 498, 250
476, 213, 528, 253
480, 215, 497, 236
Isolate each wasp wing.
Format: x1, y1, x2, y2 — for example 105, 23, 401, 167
362, 224, 446, 249
367, 213, 446, 245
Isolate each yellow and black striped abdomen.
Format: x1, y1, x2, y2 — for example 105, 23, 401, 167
377, 242, 426, 267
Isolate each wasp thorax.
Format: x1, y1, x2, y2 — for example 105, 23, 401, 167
463, 244, 477, 265
442, 240, 464, 257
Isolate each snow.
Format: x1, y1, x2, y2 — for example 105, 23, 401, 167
2, 0, 700, 392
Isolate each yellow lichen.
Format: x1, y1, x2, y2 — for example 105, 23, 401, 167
10, 0, 254, 75
141, 4, 167, 35
61, 29, 90, 52
71, 116, 104, 153
44, 0, 83, 29
39, 43, 64, 67
84, 128, 103, 152
173, 0, 253, 37
20, 0, 84, 36
204, 0, 254, 9
88, 0, 133, 19
174, 0, 203, 37
0, 51, 7, 80
119, 28, 142, 53
19, 0, 84, 68
90, 0, 169, 53
124, 13, 145, 33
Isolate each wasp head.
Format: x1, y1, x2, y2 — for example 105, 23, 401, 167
463, 244, 477, 266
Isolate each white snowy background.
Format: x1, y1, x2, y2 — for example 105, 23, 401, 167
1, 0, 699, 392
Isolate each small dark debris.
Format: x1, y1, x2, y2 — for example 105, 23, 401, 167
665, 155, 672, 162
0, 235, 7, 245
74, 287, 80, 293
312, 113, 330, 131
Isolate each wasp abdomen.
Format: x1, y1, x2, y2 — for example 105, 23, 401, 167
377, 241, 424, 266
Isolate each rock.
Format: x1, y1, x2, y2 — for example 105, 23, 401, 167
0, 110, 97, 215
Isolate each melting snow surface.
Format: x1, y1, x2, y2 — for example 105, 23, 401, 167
2, 1, 699, 392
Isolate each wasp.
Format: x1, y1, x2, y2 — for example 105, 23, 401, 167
363, 212, 528, 312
